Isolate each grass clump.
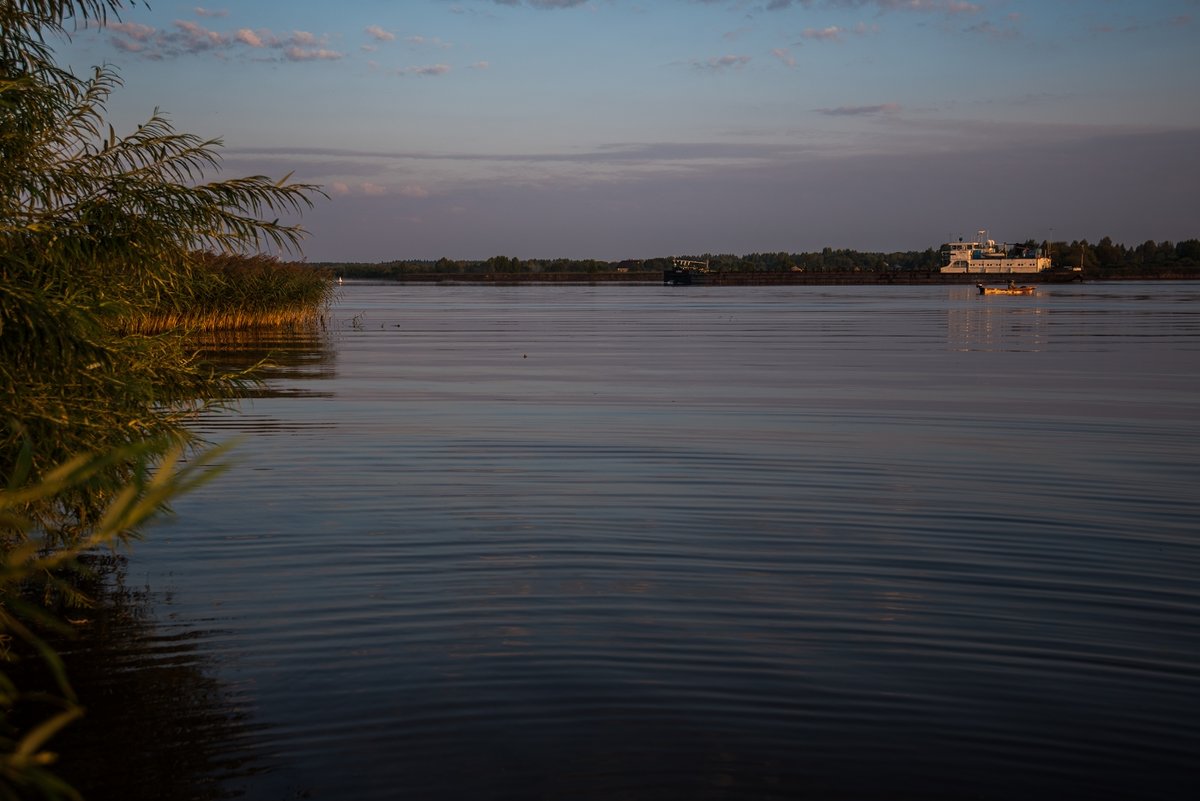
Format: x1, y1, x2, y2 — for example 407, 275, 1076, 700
119, 253, 336, 335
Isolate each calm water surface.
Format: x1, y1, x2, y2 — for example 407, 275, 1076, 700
62, 283, 1199, 800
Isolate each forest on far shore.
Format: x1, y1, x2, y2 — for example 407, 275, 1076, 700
316, 237, 1200, 280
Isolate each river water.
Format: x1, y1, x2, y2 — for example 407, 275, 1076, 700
59, 282, 1199, 800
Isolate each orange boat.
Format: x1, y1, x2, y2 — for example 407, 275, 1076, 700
978, 282, 1036, 296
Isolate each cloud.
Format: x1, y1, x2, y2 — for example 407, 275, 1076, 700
108, 22, 156, 41
366, 25, 396, 42
767, 0, 979, 14
193, 7, 228, 18
112, 37, 145, 53
319, 179, 430, 199
235, 28, 264, 48
693, 54, 751, 71
171, 20, 226, 52
964, 20, 1019, 40
286, 46, 344, 62
407, 35, 453, 48
398, 64, 453, 76
802, 26, 844, 42
1091, 13, 1194, 35
468, 60, 491, 70
398, 185, 432, 198
491, 0, 590, 7
226, 128, 1200, 262
816, 103, 901, 116
771, 47, 797, 67
104, 20, 344, 62
798, 22, 878, 43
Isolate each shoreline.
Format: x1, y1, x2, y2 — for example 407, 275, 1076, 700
336, 270, 1197, 285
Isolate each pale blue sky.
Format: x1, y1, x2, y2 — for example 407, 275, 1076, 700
58, 0, 1200, 261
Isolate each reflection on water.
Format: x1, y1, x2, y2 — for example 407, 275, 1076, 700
32, 557, 270, 801
947, 287, 1048, 351
192, 324, 337, 398
189, 324, 339, 438
74, 282, 1200, 800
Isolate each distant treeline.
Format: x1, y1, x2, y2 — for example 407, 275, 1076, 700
317, 237, 1200, 280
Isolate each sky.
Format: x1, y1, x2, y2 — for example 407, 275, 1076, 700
55, 0, 1200, 262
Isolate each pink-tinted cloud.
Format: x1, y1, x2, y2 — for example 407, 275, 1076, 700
194, 7, 228, 18
286, 46, 344, 62
108, 21, 156, 41
771, 47, 797, 67
235, 28, 265, 48
172, 20, 227, 52
104, 20, 343, 62
398, 185, 431, 198
802, 26, 844, 42
366, 25, 396, 42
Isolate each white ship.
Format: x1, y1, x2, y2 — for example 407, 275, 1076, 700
939, 231, 1051, 274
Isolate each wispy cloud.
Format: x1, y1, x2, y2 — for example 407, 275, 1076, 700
797, 21, 878, 44
802, 26, 844, 42
1090, 13, 1194, 35
771, 47, 797, 67
365, 25, 396, 42
398, 64, 453, 76
816, 103, 901, 116
407, 35, 454, 49
964, 20, 1019, 40
285, 45, 343, 62
767, 0, 979, 14
331, 181, 429, 198
193, 7, 228, 18
490, 0, 590, 7
692, 54, 752, 71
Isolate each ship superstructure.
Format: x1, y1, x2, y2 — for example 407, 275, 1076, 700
940, 231, 1051, 274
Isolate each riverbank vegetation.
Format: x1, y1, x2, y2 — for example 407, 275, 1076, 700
117, 253, 334, 335
321, 237, 1200, 281
2, 2, 326, 796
